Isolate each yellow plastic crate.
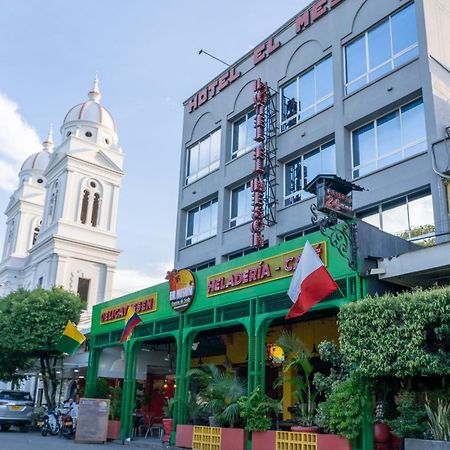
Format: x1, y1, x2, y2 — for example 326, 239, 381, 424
276, 431, 317, 450
192, 425, 221, 450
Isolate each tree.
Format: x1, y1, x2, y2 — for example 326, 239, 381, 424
0, 288, 83, 408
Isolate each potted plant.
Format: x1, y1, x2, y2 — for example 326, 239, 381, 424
388, 392, 428, 449
276, 331, 319, 432
239, 386, 276, 450
162, 397, 174, 443
189, 364, 247, 450
107, 386, 122, 440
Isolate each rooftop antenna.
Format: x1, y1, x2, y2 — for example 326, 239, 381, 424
198, 49, 230, 67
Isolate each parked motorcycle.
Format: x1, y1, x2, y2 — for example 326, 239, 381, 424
59, 408, 76, 439
38, 409, 60, 436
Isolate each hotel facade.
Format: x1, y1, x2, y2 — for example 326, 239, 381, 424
87, 1, 450, 448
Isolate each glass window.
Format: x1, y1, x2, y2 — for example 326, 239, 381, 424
230, 181, 252, 228
186, 198, 218, 246
345, 3, 418, 94
77, 278, 90, 309
281, 56, 333, 132
352, 98, 426, 178
232, 110, 256, 159
358, 190, 435, 244
186, 129, 221, 185
284, 141, 336, 206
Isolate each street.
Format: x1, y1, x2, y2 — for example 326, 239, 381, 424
0, 429, 181, 450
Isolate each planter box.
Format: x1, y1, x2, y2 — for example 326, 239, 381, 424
176, 424, 194, 448
192, 426, 246, 450
107, 420, 120, 440
221, 427, 245, 450
162, 418, 173, 443
317, 434, 352, 450
405, 439, 450, 450
252, 430, 277, 450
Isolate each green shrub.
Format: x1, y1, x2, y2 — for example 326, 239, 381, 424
388, 394, 428, 438
109, 386, 122, 421
320, 373, 368, 440
238, 386, 272, 432
339, 287, 450, 378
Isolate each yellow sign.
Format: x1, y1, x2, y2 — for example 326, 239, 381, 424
166, 268, 196, 313
100, 294, 157, 324
206, 242, 327, 297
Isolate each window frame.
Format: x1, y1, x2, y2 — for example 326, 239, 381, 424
185, 197, 218, 246
351, 97, 426, 179
343, 2, 419, 95
283, 140, 336, 207
280, 55, 334, 132
185, 128, 221, 185
229, 180, 253, 228
358, 189, 434, 241
231, 110, 257, 160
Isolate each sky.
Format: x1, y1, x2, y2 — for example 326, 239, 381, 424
0, 0, 310, 298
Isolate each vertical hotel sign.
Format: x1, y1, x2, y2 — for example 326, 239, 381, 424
207, 242, 327, 296
251, 79, 269, 249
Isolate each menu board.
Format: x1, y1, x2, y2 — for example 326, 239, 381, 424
75, 398, 110, 443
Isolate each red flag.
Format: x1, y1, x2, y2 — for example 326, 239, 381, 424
286, 241, 338, 319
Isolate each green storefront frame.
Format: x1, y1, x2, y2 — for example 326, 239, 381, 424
87, 229, 373, 449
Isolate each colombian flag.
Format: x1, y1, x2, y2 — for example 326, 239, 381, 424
119, 307, 142, 344
56, 321, 86, 356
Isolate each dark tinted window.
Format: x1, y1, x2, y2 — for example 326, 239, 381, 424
0, 391, 32, 401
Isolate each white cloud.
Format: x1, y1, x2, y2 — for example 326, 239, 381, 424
0, 93, 41, 192
112, 263, 172, 298
0, 160, 20, 192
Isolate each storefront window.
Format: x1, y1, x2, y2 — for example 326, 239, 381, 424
345, 3, 418, 94
359, 190, 435, 243
284, 141, 336, 206
230, 181, 252, 228
186, 198, 218, 246
352, 98, 426, 178
281, 56, 333, 132
186, 129, 221, 185
231, 110, 256, 159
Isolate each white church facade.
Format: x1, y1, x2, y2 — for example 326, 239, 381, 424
0, 78, 124, 328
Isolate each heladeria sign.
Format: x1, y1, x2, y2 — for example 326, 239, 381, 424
207, 242, 327, 297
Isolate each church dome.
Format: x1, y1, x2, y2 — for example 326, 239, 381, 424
20, 151, 50, 173
20, 129, 53, 175
62, 76, 116, 132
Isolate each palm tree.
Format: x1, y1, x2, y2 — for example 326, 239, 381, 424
189, 363, 246, 428
275, 331, 318, 427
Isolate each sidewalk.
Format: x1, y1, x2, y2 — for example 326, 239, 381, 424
121, 437, 181, 449
0, 430, 183, 450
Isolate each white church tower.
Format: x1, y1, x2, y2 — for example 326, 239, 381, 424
0, 77, 124, 324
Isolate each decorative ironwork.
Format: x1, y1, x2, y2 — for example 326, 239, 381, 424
310, 203, 357, 270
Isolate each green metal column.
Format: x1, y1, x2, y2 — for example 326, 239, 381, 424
177, 328, 195, 425
246, 298, 256, 395
120, 340, 139, 441
85, 347, 101, 395
361, 380, 374, 450
254, 319, 270, 392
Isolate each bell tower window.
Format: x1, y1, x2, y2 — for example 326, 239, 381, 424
32, 219, 42, 246
79, 180, 102, 227
48, 181, 59, 224
91, 193, 100, 227
80, 190, 90, 224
